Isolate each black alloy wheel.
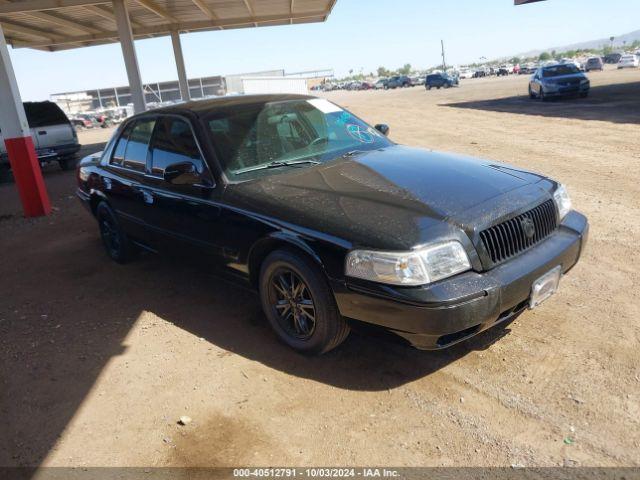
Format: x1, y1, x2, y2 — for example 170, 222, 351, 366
269, 268, 316, 340
96, 202, 133, 263
259, 250, 350, 354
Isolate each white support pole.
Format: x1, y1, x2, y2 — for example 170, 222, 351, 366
0, 24, 51, 217
113, 0, 145, 113
170, 30, 190, 102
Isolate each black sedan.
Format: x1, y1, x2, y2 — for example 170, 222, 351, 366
77, 94, 588, 354
529, 64, 590, 100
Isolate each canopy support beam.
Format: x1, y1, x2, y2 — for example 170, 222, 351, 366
112, 0, 145, 113
170, 30, 190, 101
0, 24, 51, 217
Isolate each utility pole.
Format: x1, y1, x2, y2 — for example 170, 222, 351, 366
441, 40, 447, 72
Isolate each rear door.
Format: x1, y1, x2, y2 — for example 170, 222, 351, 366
102, 116, 157, 245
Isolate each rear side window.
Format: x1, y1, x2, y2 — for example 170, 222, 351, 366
149, 117, 204, 177
110, 122, 134, 167
23, 102, 69, 128
123, 118, 156, 172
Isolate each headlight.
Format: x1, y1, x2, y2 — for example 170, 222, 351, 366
345, 241, 471, 286
553, 184, 572, 220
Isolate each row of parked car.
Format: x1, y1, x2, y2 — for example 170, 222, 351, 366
70, 109, 127, 130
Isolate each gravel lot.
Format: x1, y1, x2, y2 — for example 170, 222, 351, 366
1, 68, 638, 468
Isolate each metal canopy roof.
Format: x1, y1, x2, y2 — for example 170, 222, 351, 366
0, 0, 336, 51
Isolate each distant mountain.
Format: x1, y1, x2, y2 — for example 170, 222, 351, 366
517, 29, 640, 58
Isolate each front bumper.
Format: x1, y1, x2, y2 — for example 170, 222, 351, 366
545, 84, 590, 97
332, 211, 589, 350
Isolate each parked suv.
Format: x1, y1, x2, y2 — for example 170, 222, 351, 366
425, 73, 457, 89
585, 57, 604, 72
1, 101, 80, 174
386, 75, 412, 89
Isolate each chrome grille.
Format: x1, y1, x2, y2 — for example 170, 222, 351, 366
479, 200, 557, 265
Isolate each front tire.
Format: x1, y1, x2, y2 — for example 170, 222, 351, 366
259, 250, 350, 355
529, 86, 536, 99
96, 202, 134, 264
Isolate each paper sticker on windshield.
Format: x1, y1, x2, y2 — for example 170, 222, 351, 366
346, 124, 375, 144
307, 98, 343, 114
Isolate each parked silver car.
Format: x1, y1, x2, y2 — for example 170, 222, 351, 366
0, 101, 80, 177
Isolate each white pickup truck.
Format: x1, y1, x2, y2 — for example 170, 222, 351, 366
0, 101, 80, 179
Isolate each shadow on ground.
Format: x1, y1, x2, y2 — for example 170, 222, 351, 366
445, 80, 640, 125
0, 170, 514, 467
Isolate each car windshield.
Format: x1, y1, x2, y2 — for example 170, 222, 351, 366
542, 64, 580, 77
204, 99, 392, 180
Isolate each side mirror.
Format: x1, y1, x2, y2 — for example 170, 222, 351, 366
163, 161, 199, 185
375, 124, 390, 136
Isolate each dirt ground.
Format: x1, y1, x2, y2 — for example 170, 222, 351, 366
1, 68, 639, 468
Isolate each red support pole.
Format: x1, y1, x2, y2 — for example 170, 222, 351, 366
0, 24, 52, 217
5, 136, 51, 217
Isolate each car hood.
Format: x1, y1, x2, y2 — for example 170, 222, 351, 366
225, 146, 549, 250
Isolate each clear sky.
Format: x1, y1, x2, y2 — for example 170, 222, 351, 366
8, 0, 640, 100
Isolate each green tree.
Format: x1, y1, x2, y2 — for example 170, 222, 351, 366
539, 52, 552, 61
377, 66, 390, 77
509, 57, 522, 65
398, 63, 412, 75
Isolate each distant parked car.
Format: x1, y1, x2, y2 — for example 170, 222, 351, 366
71, 116, 94, 130
585, 57, 604, 72
425, 73, 458, 90
409, 75, 424, 86
496, 65, 510, 76
459, 69, 474, 79
617, 54, 639, 69
0, 101, 80, 175
529, 63, 590, 100
604, 53, 622, 64
374, 78, 388, 90
386, 75, 412, 89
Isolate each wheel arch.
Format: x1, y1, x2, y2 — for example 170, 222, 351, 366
247, 233, 328, 289
89, 190, 109, 216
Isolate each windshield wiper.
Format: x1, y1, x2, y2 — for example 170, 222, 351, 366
343, 150, 367, 157
233, 159, 320, 175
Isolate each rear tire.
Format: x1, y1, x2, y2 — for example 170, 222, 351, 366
259, 249, 350, 355
96, 202, 134, 264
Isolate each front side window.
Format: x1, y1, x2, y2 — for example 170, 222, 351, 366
122, 118, 156, 172
149, 117, 205, 179
204, 99, 392, 181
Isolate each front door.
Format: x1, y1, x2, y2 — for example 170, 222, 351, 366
140, 115, 224, 259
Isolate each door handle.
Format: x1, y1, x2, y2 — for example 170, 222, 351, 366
140, 189, 154, 205
38, 130, 47, 135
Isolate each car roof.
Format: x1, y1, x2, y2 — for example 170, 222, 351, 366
141, 93, 316, 118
